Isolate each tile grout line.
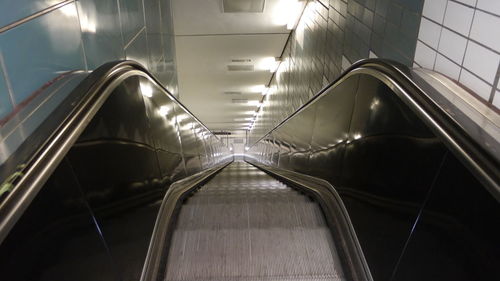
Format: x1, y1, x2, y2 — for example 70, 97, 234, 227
422, 15, 500, 56
432, 0, 448, 70
458, 0, 477, 80
116, 0, 126, 58
418, 39, 488, 84
449, 0, 500, 19
0, 51, 16, 106
74, 2, 89, 72
488, 63, 500, 103
141, 0, 150, 68
123, 26, 146, 51
0, 0, 74, 34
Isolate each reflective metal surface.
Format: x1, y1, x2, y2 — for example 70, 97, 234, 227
165, 162, 345, 281
0, 61, 232, 280
247, 62, 500, 280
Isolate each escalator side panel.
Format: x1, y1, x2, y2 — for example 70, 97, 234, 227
66, 76, 164, 281
247, 72, 498, 280
0, 158, 118, 281
0, 62, 232, 281
393, 152, 500, 281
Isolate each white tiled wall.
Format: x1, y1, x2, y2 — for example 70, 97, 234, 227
415, 0, 500, 108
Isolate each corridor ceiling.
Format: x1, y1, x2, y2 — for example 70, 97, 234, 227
173, 0, 298, 138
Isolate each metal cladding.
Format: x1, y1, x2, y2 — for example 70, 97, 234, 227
246, 69, 500, 280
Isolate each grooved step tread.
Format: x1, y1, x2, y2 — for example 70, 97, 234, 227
164, 162, 345, 281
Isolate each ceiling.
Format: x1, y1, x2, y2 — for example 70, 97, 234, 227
172, 0, 296, 139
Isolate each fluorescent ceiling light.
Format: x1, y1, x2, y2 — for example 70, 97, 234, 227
258, 57, 280, 72
262, 87, 269, 95
140, 82, 153, 98
273, 0, 304, 30
247, 100, 262, 106
60, 5, 78, 17
176, 114, 188, 122
250, 84, 266, 93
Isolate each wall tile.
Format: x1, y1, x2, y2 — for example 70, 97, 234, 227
422, 0, 447, 23
398, 0, 425, 13
0, 67, 13, 120
401, 9, 421, 40
144, 0, 163, 65
437, 28, 467, 64
0, 3, 86, 103
414, 40, 436, 68
454, 0, 477, 6
443, 1, 474, 36
386, 2, 403, 25
375, 0, 390, 17
493, 90, 500, 107
125, 29, 149, 69
119, 0, 145, 45
470, 10, 500, 53
459, 70, 492, 100
78, 0, 124, 69
0, 0, 65, 28
418, 18, 442, 49
463, 41, 500, 83
435, 54, 461, 80
477, 0, 500, 16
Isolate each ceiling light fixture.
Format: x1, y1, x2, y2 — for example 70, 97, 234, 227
250, 84, 266, 93
258, 57, 280, 72
273, 0, 304, 30
287, 0, 304, 30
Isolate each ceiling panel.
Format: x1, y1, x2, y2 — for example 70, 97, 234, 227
176, 33, 288, 130
172, 0, 292, 133
173, 0, 289, 35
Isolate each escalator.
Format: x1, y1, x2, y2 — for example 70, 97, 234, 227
165, 161, 344, 281
0, 60, 498, 281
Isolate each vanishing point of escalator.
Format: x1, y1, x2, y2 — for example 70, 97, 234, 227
165, 162, 345, 281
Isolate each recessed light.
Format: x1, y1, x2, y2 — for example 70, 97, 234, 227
247, 100, 261, 106
258, 57, 280, 72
